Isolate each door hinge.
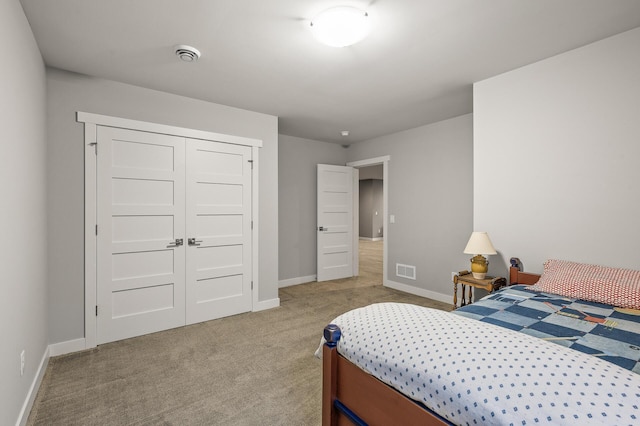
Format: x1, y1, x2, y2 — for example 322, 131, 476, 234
248, 159, 253, 169
95, 305, 98, 316
89, 142, 97, 155
251, 221, 253, 230
251, 281, 253, 290
95, 224, 98, 235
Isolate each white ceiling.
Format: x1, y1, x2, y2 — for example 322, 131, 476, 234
20, 0, 640, 144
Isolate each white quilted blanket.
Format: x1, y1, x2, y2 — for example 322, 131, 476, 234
326, 303, 640, 425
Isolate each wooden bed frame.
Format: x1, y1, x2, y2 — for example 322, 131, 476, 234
322, 258, 540, 426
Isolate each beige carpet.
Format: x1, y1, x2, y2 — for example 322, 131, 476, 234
27, 241, 450, 425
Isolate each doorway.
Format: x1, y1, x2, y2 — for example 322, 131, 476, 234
357, 165, 383, 284
347, 156, 390, 287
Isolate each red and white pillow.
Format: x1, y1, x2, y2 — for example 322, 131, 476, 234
534, 259, 640, 309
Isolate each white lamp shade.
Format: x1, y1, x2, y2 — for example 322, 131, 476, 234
463, 232, 497, 255
310, 6, 370, 47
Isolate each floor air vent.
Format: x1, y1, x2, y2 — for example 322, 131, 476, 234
396, 263, 416, 280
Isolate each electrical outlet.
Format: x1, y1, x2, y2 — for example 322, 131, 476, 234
20, 350, 25, 376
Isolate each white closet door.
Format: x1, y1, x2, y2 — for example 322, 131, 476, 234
96, 126, 186, 344
185, 139, 252, 325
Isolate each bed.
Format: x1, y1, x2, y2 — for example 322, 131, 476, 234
320, 258, 640, 425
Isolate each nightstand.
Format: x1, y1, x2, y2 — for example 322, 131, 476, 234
453, 271, 506, 309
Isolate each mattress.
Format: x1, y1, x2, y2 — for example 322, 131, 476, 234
325, 301, 640, 425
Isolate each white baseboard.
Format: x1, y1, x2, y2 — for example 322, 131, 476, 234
16, 346, 49, 426
253, 297, 280, 311
384, 279, 451, 305
278, 275, 316, 288
17, 337, 88, 425
358, 237, 383, 241
49, 338, 87, 357
49, 337, 87, 356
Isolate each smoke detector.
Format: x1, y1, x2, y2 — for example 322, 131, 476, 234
174, 45, 201, 62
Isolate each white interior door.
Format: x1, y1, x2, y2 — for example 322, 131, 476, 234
185, 139, 253, 324
97, 126, 186, 344
317, 164, 354, 281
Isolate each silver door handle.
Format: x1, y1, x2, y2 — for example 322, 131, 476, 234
188, 238, 202, 246
167, 238, 184, 248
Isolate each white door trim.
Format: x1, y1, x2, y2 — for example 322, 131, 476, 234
346, 156, 390, 286
84, 122, 98, 349
79, 112, 262, 349
351, 167, 359, 277
77, 112, 262, 148
251, 146, 260, 311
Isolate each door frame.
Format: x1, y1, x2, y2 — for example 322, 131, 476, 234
346, 156, 390, 286
78, 111, 262, 349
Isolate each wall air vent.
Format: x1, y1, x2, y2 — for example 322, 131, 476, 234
396, 263, 416, 280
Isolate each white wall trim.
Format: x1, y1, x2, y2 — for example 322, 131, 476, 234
278, 275, 317, 288
253, 297, 280, 311
49, 338, 87, 357
385, 279, 451, 305
348, 156, 391, 168
251, 145, 261, 312
84, 122, 97, 349
351, 168, 359, 277
359, 237, 383, 241
16, 347, 49, 426
77, 112, 263, 148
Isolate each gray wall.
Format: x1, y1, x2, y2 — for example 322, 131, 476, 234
46, 68, 279, 344
348, 114, 474, 299
1, 1, 48, 423
278, 134, 347, 282
371, 180, 384, 237
359, 164, 383, 180
474, 27, 640, 277
359, 179, 384, 238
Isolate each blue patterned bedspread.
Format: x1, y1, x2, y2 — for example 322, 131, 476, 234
454, 285, 640, 374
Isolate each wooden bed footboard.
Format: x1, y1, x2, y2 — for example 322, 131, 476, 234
322, 259, 542, 425
322, 324, 449, 426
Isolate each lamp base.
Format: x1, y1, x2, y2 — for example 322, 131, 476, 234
470, 254, 488, 280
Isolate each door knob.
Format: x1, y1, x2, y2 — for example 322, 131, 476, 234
188, 238, 202, 246
318, 226, 327, 231
167, 238, 183, 248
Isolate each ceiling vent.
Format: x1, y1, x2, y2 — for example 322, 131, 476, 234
174, 45, 201, 62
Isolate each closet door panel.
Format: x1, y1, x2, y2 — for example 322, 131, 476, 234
95, 126, 254, 343
186, 139, 253, 324
96, 126, 186, 344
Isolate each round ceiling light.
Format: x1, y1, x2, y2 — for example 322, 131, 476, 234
174, 45, 201, 62
310, 6, 370, 48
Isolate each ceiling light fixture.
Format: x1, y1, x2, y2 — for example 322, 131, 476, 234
310, 6, 370, 47
174, 45, 201, 62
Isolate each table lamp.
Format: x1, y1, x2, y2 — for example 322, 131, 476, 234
463, 232, 497, 279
